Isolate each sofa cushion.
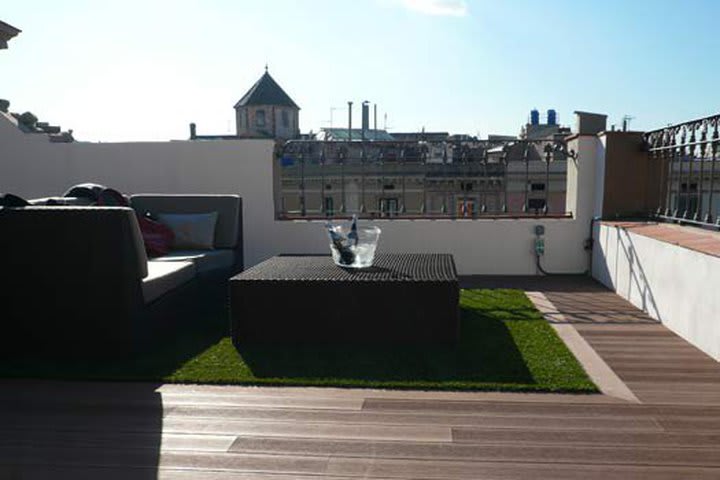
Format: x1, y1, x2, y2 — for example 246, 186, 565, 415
142, 260, 195, 304
156, 212, 218, 250
151, 249, 235, 275
130, 195, 241, 249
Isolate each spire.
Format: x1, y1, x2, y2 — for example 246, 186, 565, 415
265, 63, 268, 73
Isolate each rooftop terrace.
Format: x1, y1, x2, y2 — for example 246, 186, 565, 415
2, 63, 720, 477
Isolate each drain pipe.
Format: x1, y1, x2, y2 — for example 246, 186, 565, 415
586, 216, 602, 277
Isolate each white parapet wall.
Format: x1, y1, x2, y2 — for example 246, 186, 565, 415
593, 223, 720, 361
0, 114, 597, 275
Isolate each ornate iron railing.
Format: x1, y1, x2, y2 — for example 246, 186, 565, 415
276, 139, 573, 220
645, 114, 720, 229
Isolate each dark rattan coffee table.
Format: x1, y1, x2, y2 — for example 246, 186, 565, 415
230, 253, 459, 345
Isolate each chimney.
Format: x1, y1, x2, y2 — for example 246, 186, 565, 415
189, 123, 197, 139
373, 104, 377, 134
347, 101, 353, 141
361, 101, 370, 141
574, 111, 607, 135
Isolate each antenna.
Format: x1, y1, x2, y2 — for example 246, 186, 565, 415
327, 107, 340, 129
622, 115, 635, 132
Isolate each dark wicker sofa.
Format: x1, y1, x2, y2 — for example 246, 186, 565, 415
0, 194, 243, 359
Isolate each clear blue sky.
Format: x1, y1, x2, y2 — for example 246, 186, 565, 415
2, 0, 719, 142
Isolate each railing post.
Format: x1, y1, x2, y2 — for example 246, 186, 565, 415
360, 143, 366, 214
695, 124, 708, 221
501, 146, 509, 213
708, 120, 719, 224
340, 145, 346, 214
543, 143, 552, 215
481, 149, 488, 214
299, 150, 306, 217
320, 145, 326, 216
522, 143, 530, 213
400, 146, 406, 215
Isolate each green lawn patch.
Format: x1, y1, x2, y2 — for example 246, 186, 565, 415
0, 289, 597, 392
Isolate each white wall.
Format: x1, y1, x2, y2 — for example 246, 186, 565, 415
593, 223, 720, 361
1, 115, 596, 275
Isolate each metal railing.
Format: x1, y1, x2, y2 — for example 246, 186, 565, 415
276, 138, 573, 220
645, 114, 720, 229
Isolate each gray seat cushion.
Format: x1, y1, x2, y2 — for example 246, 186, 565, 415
152, 249, 235, 274
142, 261, 195, 304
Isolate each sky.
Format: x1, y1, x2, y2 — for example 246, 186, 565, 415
2, 0, 719, 142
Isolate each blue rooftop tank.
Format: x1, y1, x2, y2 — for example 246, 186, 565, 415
530, 109, 540, 126
547, 109, 557, 126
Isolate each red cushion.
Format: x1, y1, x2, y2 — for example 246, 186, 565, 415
138, 216, 175, 258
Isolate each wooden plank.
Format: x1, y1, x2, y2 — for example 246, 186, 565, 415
361, 399, 672, 419
452, 428, 720, 447
226, 436, 720, 467
0, 466, 381, 480
325, 456, 720, 479
159, 393, 364, 411
163, 405, 659, 428
626, 381, 720, 393
5, 454, 720, 480
0, 432, 235, 452
613, 372, 720, 383
0, 407, 665, 435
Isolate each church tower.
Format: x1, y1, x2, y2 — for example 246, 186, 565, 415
234, 67, 299, 140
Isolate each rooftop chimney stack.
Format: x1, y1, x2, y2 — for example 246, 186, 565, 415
373, 104, 377, 133
347, 101, 353, 141
361, 101, 370, 141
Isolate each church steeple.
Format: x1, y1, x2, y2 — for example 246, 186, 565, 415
234, 69, 300, 140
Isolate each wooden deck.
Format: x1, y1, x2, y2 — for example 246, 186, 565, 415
2, 276, 720, 479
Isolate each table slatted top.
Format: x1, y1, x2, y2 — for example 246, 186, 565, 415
233, 254, 457, 282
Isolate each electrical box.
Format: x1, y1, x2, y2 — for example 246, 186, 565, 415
534, 238, 545, 256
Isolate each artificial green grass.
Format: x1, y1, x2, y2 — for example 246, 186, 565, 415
0, 289, 597, 393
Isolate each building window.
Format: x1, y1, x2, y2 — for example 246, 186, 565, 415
527, 198, 546, 211
256, 109, 266, 128
456, 199, 475, 217
324, 197, 334, 216
530, 183, 546, 191
379, 198, 398, 217
281, 110, 290, 128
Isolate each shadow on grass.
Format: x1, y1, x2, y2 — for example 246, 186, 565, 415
0, 287, 229, 382
0, 289, 596, 392
237, 303, 535, 385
